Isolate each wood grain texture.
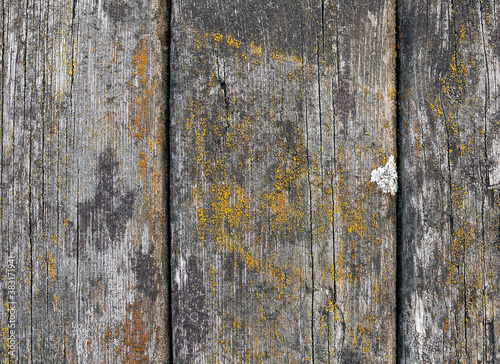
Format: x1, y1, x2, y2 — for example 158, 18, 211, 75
170, 0, 396, 362
398, 0, 500, 362
1, 0, 168, 362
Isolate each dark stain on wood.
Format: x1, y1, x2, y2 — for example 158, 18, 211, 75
132, 247, 159, 301
77, 148, 136, 252
339, 348, 367, 364
102, 0, 133, 23
173, 255, 209, 362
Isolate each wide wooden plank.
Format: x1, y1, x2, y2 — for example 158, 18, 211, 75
398, 0, 500, 361
1, 0, 168, 362
170, 0, 396, 362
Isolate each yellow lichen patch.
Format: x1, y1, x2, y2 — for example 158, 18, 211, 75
119, 302, 152, 363
130, 85, 152, 142
104, 327, 112, 344
271, 49, 288, 63
336, 153, 369, 240
372, 277, 381, 304
429, 96, 443, 116
207, 31, 224, 43
151, 169, 162, 200
261, 190, 304, 233
112, 41, 121, 64
447, 261, 458, 285
48, 253, 56, 282
451, 183, 467, 211
440, 51, 468, 103
133, 38, 149, 77
414, 123, 422, 155
202, 183, 248, 248
312, 202, 331, 242
128, 37, 157, 143
459, 23, 466, 44
138, 150, 148, 177
249, 41, 262, 57
246, 251, 256, 270
289, 55, 303, 64
209, 265, 218, 294
2, 325, 12, 361
227, 35, 240, 48
453, 223, 477, 253
336, 251, 345, 282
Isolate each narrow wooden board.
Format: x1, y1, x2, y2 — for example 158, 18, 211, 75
1, 0, 32, 361
170, 0, 396, 362
398, 0, 500, 361
1, 0, 168, 362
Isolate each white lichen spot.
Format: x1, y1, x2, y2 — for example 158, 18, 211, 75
370, 156, 398, 195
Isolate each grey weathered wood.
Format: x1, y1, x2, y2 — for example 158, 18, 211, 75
170, 0, 396, 362
398, 0, 500, 362
12, 0, 500, 361
2, 0, 32, 361
1, 0, 168, 362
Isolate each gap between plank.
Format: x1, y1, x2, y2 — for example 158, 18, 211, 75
395, 0, 404, 362
165, 0, 174, 361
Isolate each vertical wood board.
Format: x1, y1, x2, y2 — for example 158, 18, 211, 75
170, 0, 397, 362
0, 0, 169, 362
398, 0, 500, 362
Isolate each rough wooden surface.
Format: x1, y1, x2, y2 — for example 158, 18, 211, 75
9, 0, 500, 362
170, 0, 396, 362
1, 0, 168, 362
398, 0, 500, 362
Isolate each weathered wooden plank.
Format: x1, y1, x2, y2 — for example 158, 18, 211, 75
1, 0, 168, 362
313, 1, 397, 362
170, 0, 396, 362
398, 0, 500, 362
28, 0, 66, 361
1, 0, 33, 361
